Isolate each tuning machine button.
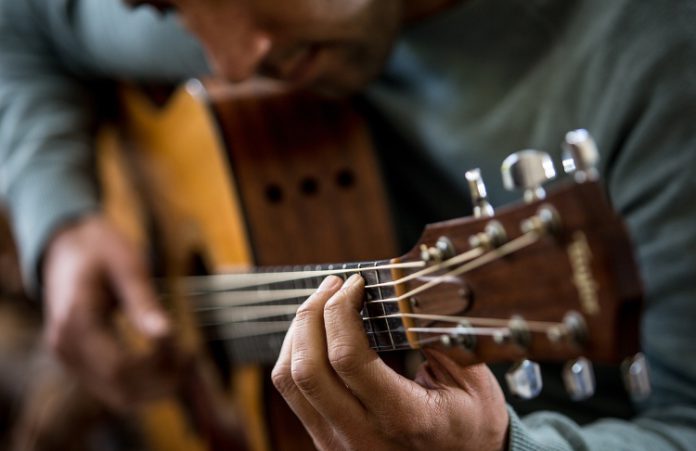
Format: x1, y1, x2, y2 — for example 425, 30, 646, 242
563, 357, 596, 401
622, 353, 651, 401
465, 169, 495, 218
562, 129, 599, 182
506, 360, 543, 400
502, 150, 557, 203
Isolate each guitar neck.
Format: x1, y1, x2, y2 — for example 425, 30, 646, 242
190, 260, 411, 365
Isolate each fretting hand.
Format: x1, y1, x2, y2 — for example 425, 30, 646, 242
272, 274, 509, 450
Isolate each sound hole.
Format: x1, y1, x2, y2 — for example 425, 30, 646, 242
265, 184, 284, 204
336, 168, 355, 189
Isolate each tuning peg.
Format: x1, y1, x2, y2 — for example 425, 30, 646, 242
622, 353, 651, 401
465, 169, 494, 218
501, 150, 556, 203
562, 357, 596, 401
505, 360, 543, 399
562, 129, 600, 182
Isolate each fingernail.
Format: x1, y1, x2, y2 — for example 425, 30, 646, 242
344, 274, 363, 287
317, 275, 341, 292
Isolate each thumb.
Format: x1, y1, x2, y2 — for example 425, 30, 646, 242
422, 349, 494, 394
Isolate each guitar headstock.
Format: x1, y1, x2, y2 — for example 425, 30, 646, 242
389, 130, 646, 400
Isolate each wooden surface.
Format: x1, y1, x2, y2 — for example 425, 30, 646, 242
99, 79, 398, 451
394, 180, 643, 367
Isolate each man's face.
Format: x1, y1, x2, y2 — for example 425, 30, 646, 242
136, 0, 404, 94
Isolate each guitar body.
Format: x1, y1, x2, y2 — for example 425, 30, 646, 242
98, 79, 397, 451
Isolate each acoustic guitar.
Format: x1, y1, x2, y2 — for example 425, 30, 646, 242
97, 79, 645, 451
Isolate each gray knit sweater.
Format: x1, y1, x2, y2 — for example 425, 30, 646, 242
1, 0, 695, 449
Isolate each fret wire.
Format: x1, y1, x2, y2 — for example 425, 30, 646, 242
373, 262, 396, 350
353, 263, 378, 350
358, 264, 394, 348
354, 263, 378, 349
360, 262, 392, 351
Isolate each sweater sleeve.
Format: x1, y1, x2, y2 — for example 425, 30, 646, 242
0, 0, 207, 296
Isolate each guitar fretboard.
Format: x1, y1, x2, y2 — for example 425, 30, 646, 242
191, 260, 410, 365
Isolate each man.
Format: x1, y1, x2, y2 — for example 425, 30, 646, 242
1, 0, 695, 449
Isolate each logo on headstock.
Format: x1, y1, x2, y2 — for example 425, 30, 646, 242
567, 232, 599, 315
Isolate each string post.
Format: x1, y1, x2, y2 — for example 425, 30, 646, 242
469, 220, 508, 250
458, 286, 473, 311
546, 325, 566, 344
493, 328, 511, 345
434, 323, 476, 351
562, 311, 588, 346
420, 236, 456, 264
508, 316, 531, 349
439, 334, 454, 348
453, 322, 477, 351
521, 205, 562, 236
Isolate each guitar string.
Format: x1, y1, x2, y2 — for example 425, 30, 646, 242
184, 246, 485, 309
376, 313, 562, 333
188, 231, 538, 317
200, 319, 566, 359
184, 246, 485, 311
174, 231, 553, 348
194, 233, 550, 335
363, 232, 538, 305
177, 261, 426, 293
198, 312, 561, 334
203, 319, 565, 350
